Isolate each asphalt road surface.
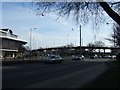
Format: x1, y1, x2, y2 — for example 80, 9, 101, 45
2, 59, 108, 88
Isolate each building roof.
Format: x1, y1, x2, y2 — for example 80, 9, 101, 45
0, 28, 14, 35
0, 28, 9, 32
0, 28, 27, 44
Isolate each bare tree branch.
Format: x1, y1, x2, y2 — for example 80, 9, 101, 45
32, 1, 120, 25
98, 1, 120, 25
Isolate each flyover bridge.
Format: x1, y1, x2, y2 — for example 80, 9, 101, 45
32, 46, 120, 55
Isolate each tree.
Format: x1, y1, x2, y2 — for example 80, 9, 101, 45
32, 1, 120, 25
106, 7, 120, 47
87, 42, 95, 55
87, 42, 95, 47
99, 1, 120, 25
65, 43, 74, 48
94, 41, 105, 47
88, 41, 105, 47
107, 24, 120, 47
24, 46, 31, 51
87, 41, 105, 56
18, 45, 27, 53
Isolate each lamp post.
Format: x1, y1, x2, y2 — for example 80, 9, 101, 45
72, 24, 82, 56
67, 34, 70, 45
30, 29, 32, 50
29, 28, 36, 60
30, 28, 37, 50
79, 25, 82, 56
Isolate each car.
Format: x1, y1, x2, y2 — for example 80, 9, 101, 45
90, 55, 95, 59
111, 55, 116, 60
44, 55, 63, 63
90, 54, 98, 59
72, 55, 84, 60
103, 55, 112, 59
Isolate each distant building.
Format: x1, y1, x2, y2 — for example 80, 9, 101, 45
0, 28, 27, 59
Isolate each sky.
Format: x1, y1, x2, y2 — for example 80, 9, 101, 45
1, 2, 115, 49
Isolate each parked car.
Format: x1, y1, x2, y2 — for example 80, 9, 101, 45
90, 54, 98, 59
103, 55, 112, 59
72, 55, 84, 60
44, 55, 63, 63
111, 55, 116, 60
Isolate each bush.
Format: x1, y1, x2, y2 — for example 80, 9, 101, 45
116, 53, 120, 64
16, 53, 23, 59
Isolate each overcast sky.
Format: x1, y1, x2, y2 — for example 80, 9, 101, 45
2, 2, 115, 49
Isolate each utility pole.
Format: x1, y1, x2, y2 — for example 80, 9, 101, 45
30, 29, 32, 50
67, 34, 69, 45
80, 25, 82, 56
72, 25, 82, 56
30, 28, 37, 50
29, 28, 32, 60
29, 28, 36, 60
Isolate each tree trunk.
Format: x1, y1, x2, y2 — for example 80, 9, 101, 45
98, 1, 120, 25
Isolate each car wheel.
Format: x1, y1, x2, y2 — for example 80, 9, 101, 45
53, 60, 56, 63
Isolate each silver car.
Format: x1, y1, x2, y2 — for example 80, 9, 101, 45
44, 55, 63, 63
72, 55, 84, 60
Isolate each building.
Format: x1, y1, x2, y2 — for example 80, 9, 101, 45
0, 28, 27, 59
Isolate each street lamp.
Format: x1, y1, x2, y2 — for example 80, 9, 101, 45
29, 28, 36, 60
72, 25, 82, 56
79, 25, 82, 56
67, 34, 70, 45
30, 28, 37, 50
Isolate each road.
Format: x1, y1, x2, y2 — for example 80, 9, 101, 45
2, 59, 108, 88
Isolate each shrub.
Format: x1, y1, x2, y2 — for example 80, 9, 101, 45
116, 53, 120, 64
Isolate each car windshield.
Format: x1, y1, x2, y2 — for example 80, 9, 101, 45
56, 56, 60, 58
49, 56, 55, 58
